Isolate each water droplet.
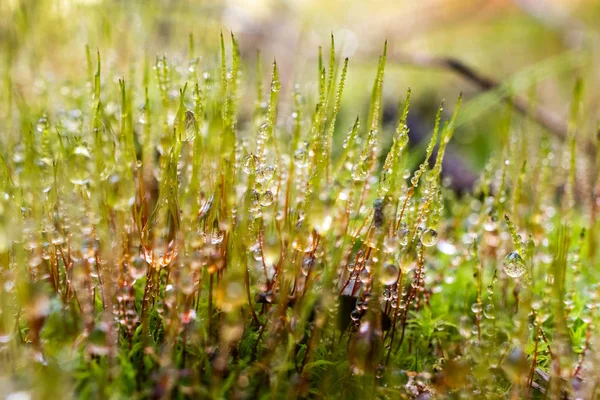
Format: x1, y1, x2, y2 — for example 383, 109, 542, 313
503, 251, 526, 278
249, 190, 261, 213
36, 116, 48, 133
271, 79, 281, 93
379, 168, 392, 192
352, 163, 367, 182
382, 288, 391, 301
398, 226, 409, 246
253, 247, 263, 261
257, 165, 275, 183
242, 154, 258, 174
301, 257, 313, 276
379, 263, 399, 286
420, 228, 439, 247
260, 190, 274, 207
294, 148, 308, 167
183, 110, 197, 142
483, 304, 495, 319
359, 268, 371, 284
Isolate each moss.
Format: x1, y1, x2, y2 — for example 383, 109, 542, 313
0, 23, 598, 399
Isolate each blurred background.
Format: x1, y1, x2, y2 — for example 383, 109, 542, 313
1, 0, 599, 173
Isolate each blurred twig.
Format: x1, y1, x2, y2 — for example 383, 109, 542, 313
394, 52, 596, 158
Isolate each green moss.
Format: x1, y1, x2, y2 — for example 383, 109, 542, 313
0, 22, 598, 399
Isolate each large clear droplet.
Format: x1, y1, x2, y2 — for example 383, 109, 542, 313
420, 228, 439, 247
294, 148, 308, 167
503, 251, 526, 278
242, 154, 259, 174
379, 263, 399, 286
398, 225, 409, 246
183, 110, 197, 142
483, 304, 495, 319
260, 190, 274, 207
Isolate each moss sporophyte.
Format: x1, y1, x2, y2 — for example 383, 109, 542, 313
0, 31, 598, 399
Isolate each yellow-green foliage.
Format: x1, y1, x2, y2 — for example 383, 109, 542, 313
0, 12, 600, 400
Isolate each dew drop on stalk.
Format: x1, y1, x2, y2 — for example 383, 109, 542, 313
303, 235, 316, 253
260, 166, 275, 182
483, 304, 495, 319
260, 190, 274, 207
382, 288, 391, 301
398, 225, 410, 246
351, 163, 367, 182
379, 168, 392, 192
36, 116, 48, 133
294, 148, 308, 167
242, 154, 258, 174
255, 169, 266, 183
346, 262, 355, 272
379, 263, 399, 286
359, 268, 371, 284
483, 216, 498, 232
271, 79, 281, 93
420, 228, 439, 247
503, 251, 526, 278
275, 210, 284, 221
249, 189, 261, 213
252, 246, 263, 261
183, 110, 197, 142
301, 258, 312, 276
